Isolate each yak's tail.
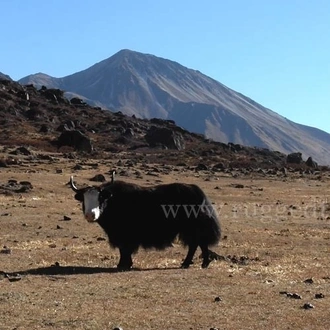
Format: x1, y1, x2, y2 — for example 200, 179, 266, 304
179, 195, 221, 247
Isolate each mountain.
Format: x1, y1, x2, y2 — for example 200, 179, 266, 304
0, 78, 293, 171
19, 49, 330, 165
0, 72, 12, 81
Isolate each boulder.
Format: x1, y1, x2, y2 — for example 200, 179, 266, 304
286, 152, 303, 164
145, 126, 185, 150
306, 156, 318, 168
57, 130, 93, 152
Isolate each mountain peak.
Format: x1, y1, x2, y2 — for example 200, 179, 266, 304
16, 50, 330, 164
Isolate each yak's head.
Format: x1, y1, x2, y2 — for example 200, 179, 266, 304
69, 172, 115, 222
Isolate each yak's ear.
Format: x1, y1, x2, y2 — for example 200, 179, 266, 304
74, 191, 84, 202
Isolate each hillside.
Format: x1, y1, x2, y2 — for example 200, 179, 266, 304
0, 72, 12, 80
1, 77, 312, 173
19, 49, 330, 165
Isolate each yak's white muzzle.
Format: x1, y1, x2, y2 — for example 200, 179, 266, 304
85, 207, 100, 222
83, 190, 101, 222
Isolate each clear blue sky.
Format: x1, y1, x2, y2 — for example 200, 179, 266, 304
2, 0, 330, 133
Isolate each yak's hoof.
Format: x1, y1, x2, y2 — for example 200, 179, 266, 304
201, 259, 211, 268
180, 263, 190, 269
117, 264, 132, 272
180, 260, 193, 269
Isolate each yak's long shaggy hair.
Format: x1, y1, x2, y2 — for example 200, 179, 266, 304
72, 178, 221, 270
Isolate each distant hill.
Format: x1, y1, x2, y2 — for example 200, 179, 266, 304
0, 72, 12, 81
19, 49, 330, 165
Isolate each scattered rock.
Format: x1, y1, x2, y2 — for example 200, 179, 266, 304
90, 174, 106, 182
280, 291, 302, 299
304, 278, 314, 284
9, 146, 32, 156
315, 293, 324, 299
5, 273, 22, 282
286, 293, 302, 299
0, 247, 11, 254
0, 180, 33, 194
195, 163, 208, 171
231, 183, 244, 189
302, 302, 314, 309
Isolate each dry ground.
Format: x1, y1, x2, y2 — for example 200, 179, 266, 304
1, 151, 330, 330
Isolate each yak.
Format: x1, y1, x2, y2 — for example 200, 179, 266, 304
70, 173, 221, 270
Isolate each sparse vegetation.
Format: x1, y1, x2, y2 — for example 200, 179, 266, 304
1, 148, 330, 329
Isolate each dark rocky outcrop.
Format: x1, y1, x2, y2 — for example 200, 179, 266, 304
286, 152, 303, 164
145, 126, 185, 150
306, 156, 318, 168
57, 130, 93, 152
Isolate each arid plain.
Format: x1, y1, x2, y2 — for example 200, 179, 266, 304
1, 148, 330, 330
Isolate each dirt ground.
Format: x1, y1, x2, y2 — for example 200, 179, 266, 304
1, 151, 330, 330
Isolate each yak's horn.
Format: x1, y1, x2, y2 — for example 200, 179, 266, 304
111, 170, 116, 183
69, 176, 79, 192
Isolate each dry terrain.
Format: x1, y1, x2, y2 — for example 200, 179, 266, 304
1, 148, 330, 330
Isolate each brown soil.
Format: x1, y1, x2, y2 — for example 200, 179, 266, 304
1, 147, 330, 330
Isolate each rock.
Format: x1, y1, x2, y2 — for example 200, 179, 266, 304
232, 184, 244, 189
57, 130, 93, 153
123, 128, 135, 137
315, 293, 324, 299
0, 247, 11, 254
304, 278, 314, 284
9, 146, 32, 156
302, 302, 314, 309
145, 126, 185, 150
70, 97, 86, 106
212, 163, 225, 171
5, 273, 22, 282
195, 163, 208, 171
286, 293, 302, 299
39, 124, 51, 133
286, 152, 303, 164
306, 156, 318, 168
90, 174, 106, 182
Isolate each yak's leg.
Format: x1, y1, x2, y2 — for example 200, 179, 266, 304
200, 243, 211, 268
117, 247, 133, 271
181, 243, 198, 268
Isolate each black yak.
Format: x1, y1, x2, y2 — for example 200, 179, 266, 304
70, 173, 221, 270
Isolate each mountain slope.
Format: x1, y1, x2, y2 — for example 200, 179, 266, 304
0, 72, 12, 81
19, 49, 330, 165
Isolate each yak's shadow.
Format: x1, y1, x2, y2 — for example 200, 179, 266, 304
2, 264, 180, 277
2, 250, 226, 278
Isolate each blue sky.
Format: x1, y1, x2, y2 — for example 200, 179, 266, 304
2, 0, 330, 133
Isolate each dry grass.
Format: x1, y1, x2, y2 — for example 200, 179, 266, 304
1, 151, 330, 330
